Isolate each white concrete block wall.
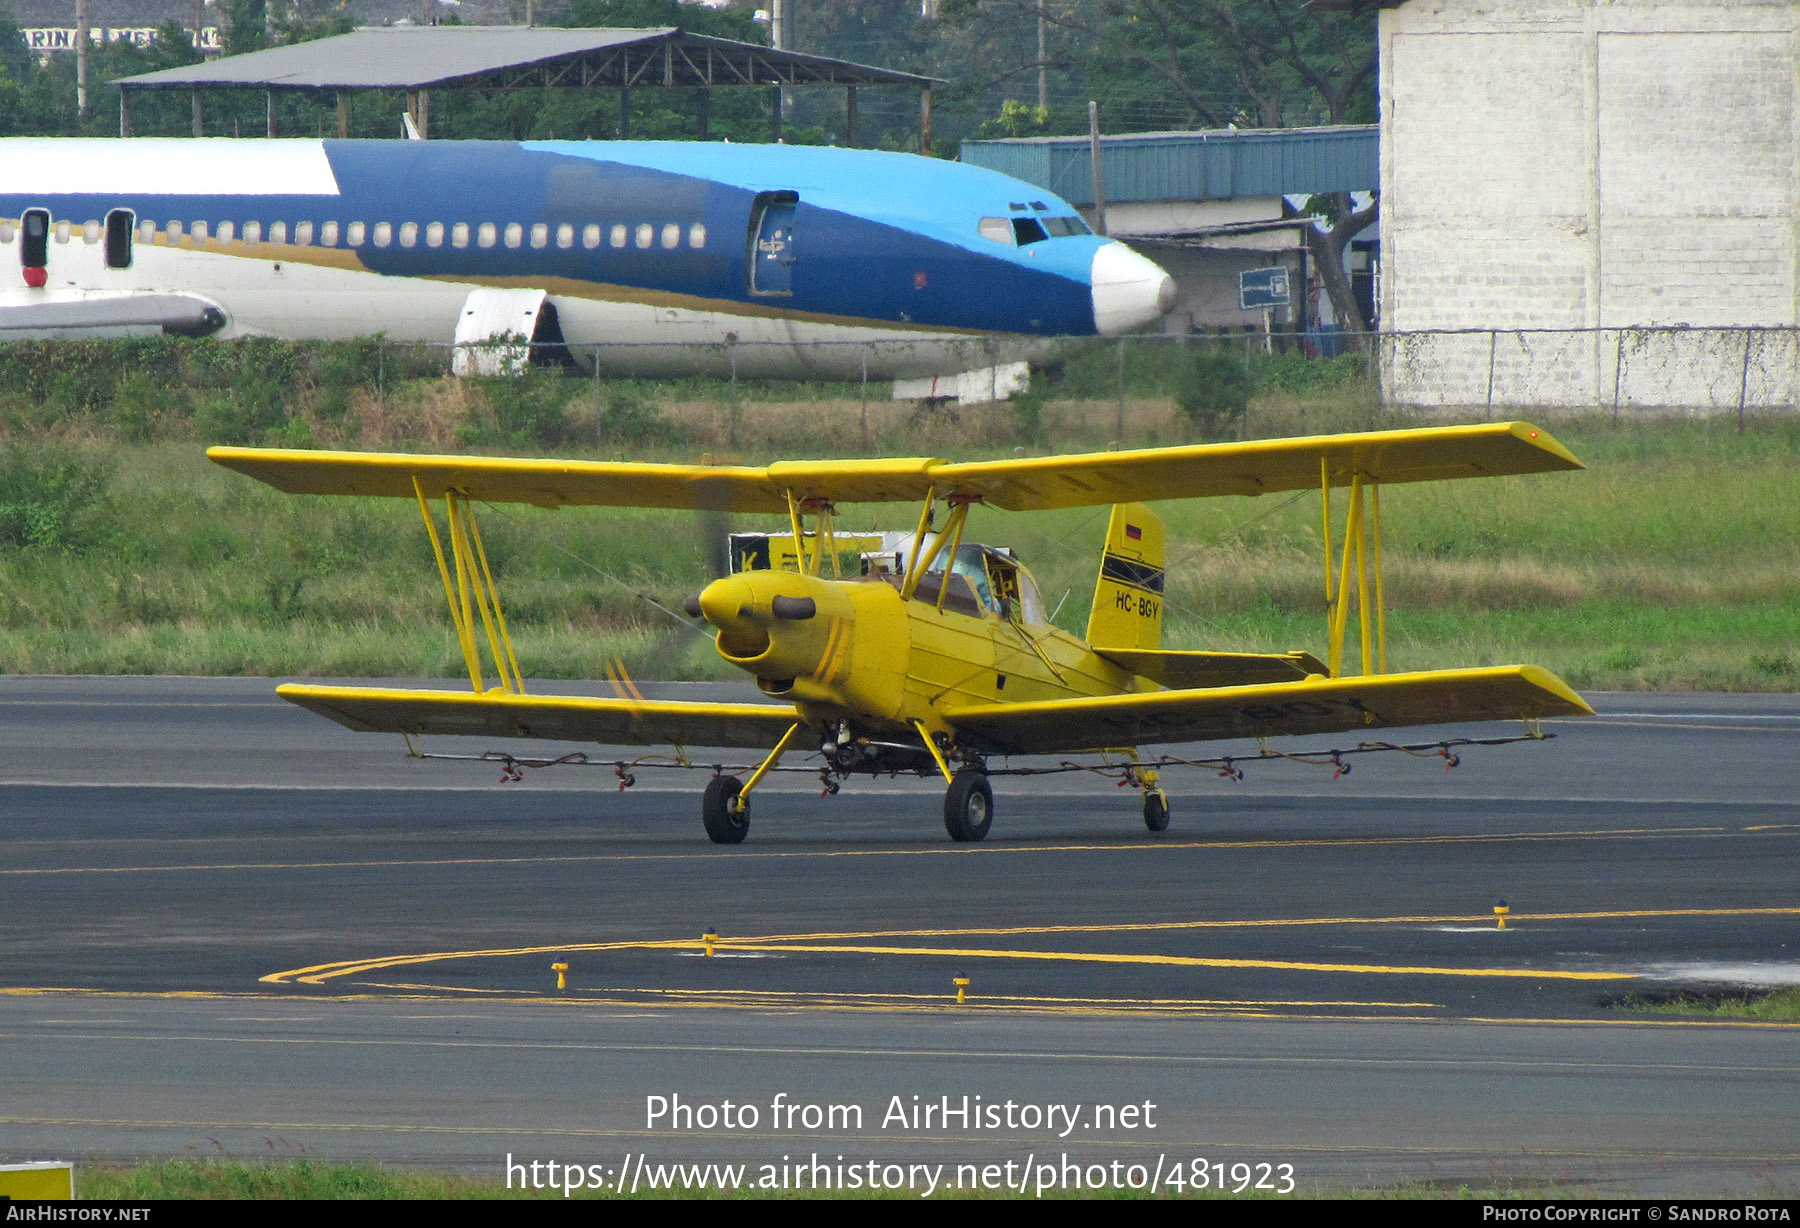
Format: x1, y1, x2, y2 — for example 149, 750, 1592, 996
1380, 0, 1800, 411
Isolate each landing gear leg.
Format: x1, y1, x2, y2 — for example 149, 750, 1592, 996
700, 721, 803, 845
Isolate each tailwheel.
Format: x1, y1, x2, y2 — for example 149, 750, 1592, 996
943, 771, 993, 843
1143, 790, 1170, 832
702, 775, 749, 845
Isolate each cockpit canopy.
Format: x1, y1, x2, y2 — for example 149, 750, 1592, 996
728, 530, 1049, 625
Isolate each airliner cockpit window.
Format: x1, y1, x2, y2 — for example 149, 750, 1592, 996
1043, 216, 1091, 237
978, 217, 1012, 245
1012, 217, 1049, 246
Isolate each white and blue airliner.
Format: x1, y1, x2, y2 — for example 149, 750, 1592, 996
0, 138, 1176, 384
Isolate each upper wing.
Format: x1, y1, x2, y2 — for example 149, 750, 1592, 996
279, 684, 801, 749
933, 421, 1582, 510
941, 665, 1592, 756
208, 422, 1580, 513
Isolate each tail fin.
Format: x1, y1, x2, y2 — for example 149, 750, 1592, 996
1085, 503, 1165, 651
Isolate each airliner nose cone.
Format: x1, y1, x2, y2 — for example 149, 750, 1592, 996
1091, 241, 1177, 335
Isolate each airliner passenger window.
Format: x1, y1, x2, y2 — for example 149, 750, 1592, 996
399, 222, 419, 248
477, 223, 495, 248
372, 222, 391, 247
530, 223, 548, 248
426, 222, 444, 247
270, 222, 287, 244
82, 221, 101, 244
609, 225, 626, 248
689, 223, 706, 249
53, 219, 70, 243
191, 222, 208, 241
978, 218, 1012, 245
104, 210, 132, 269
346, 221, 365, 245
165, 221, 182, 240
320, 221, 339, 246
503, 223, 522, 248
556, 224, 573, 249
296, 221, 314, 245
0, 219, 13, 243
661, 223, 679, 250
635, 224, 652, 249
242, 221, 259, 243
217, 221, 235, 242
137, 220, 154, 243
583, 224, 601, 249
452, 223, 470, 248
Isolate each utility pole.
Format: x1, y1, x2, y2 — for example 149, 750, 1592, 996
1037, 2, 1047, 111
772, 0, 793, 118
1088, 101, 1108, 236
75, 0, 88, 121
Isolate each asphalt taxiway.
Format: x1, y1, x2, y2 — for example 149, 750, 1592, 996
2, 677, 1796, 1195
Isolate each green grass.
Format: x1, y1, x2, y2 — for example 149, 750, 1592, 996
1621, 986, 1800, 1023
0, 344, 1794, 688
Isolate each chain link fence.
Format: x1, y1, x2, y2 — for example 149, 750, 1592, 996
385, 324, 1799, 420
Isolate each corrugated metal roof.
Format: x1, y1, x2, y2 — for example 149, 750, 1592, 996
961, 125, 1377, 205
113, 25, 938, 91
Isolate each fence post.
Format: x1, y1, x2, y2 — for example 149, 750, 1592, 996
1114, 337, 1126, 442
728, 337, 739, 448
1737, 327, 1753, 435
1610, 329, 1625, 420
1484, 329, 1498, 420
859, 344, 869, 449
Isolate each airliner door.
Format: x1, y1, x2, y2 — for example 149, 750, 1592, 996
749, 192, 797, 296
20, 209, 48, 287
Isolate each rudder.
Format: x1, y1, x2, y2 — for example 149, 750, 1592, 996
1086, 503, 1164, 651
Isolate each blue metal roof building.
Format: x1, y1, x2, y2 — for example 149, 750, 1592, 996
960, 125, 1377, 206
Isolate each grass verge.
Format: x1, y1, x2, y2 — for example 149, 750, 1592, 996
0, 346, 1794, 688
1619, 987, 1800, 1023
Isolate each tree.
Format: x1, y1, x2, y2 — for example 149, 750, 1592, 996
940, 1, 1379, 330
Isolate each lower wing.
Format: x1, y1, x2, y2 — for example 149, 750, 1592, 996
941, 665, 1592, 756
278, 684, 801, 749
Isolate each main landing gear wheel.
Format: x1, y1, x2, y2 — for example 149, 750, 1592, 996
943, 771, 993, 843
1143, 790, 1170, 832
702, 775, 749, 845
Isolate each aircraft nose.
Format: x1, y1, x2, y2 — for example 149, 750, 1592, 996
1090, 241, 1177, 335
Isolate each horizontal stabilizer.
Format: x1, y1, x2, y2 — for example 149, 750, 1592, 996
1097, 648, 1329, 689
942, 665, 1592, 756
209, 421, 1581, 514
278, 684, 800, 750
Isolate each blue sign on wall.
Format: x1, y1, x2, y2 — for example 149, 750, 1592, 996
1238, 266, 1291, 311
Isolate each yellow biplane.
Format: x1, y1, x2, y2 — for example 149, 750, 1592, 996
209, 421, 1593, 844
